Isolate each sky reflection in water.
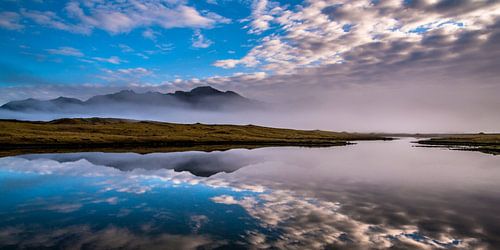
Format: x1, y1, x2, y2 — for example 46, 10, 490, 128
1, 139, 499, 249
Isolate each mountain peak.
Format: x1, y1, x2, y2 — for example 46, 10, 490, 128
189, 86, 222, 94
172, 86, 239, 98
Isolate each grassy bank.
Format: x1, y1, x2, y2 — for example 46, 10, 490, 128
0, 118, 390, 156
417, 134, 500, 155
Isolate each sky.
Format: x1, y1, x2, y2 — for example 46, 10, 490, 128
0, 0, 499, 132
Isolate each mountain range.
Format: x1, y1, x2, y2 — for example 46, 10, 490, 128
0, 86, 259, 112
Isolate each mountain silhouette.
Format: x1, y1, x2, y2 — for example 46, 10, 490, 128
1, 86, 259, 112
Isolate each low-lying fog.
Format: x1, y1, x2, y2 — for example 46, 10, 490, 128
1, 79, 499, 134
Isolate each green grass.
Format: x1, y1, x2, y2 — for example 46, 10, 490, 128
0, 118, 390, 156
417, 134, 500, 155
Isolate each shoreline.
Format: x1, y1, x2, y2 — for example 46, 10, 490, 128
416, 136, 500, 155
0, 118, 390, 157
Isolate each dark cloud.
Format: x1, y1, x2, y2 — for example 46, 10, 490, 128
407, 0, 498, 17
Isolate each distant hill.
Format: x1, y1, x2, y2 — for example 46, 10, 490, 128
0, 86, 259, 112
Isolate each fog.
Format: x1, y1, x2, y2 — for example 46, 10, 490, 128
1, 75, 499, 133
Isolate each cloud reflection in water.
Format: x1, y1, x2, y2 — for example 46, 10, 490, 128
1, 139, 499, 249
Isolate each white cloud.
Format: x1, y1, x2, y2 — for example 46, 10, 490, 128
0, 11, 24, 30
46, 46, 84, 57
97, 67, 153, 82
116, 67, 152, 75
210, 195, 239, 205
20, 1, 230, 35
215, 0, 500, 74
92, 56, 125, 65
232, 71, 267, 80
204, 11, 231, 25
211, 189, 479, 249
142, 28, 158, 40
213, 59, 240, 69
213, 54, 258, 69
145, 43, 174, 55
247, 0, 275, 34
21, 9, 92, 34
0, 157, 120, 176
191, 30, 213, 48
117, 44, 134, 53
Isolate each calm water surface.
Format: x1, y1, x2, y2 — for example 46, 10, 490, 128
0, 138, 499, 249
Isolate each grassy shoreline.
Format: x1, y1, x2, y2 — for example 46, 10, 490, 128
416, 134, 500, 155
0, 118, 390, 156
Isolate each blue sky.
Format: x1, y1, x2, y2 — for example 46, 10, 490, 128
0, 0, 301, 87
0, 0, 492, 89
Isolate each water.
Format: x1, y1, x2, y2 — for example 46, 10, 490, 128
0, 138, 499, 249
